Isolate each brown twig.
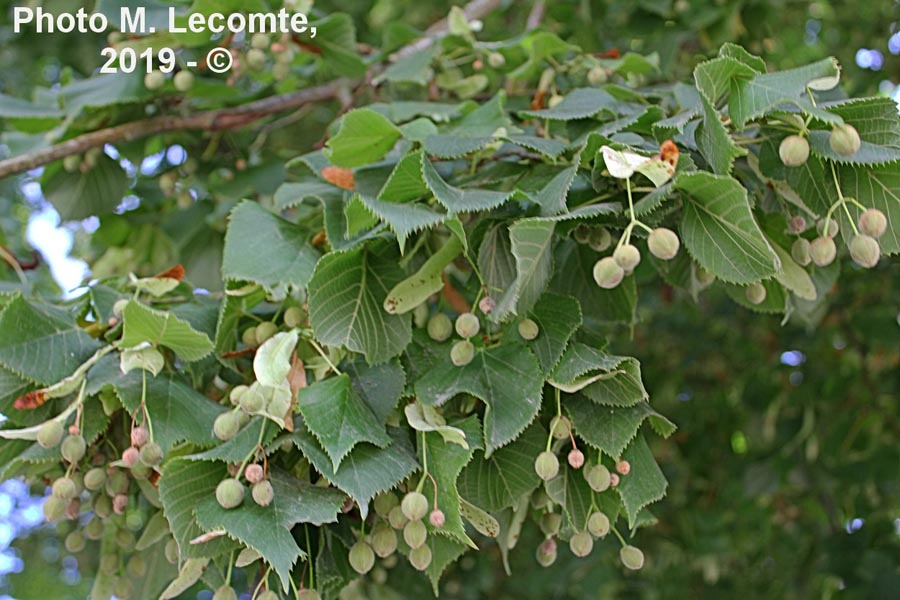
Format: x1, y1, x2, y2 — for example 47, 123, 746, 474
0, 0, 504, 180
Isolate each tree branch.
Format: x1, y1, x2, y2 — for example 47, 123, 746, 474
0, 0, 503, 180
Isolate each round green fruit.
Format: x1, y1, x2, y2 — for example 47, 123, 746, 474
251, 33, 270, 50
573, 224, 591, 244
348, 541, 375, 575
144, 71, 166, 90
65, 531, 85, 553
401, 491, 429, 521
403, 519, 428, 549
84, 467, 107, 491
43, 496, 66, 521
450, 340, 475, 367
413, 303, 430, 328
592, 257, 624, 289
517, 318, 539, 341
829, 124, 861, 156
215, 478, 245, 509
569, 531, 594, 557
620, 544, 645, 570
61, 435, 86, 463
745, 283, 767, 305
550, 415, 571, 440
588, 227, 612, 252
791, 238, 811, 266
587, 511, 610, 538
37, 420, 64, 448
534, 451, 559, 481
455, 312, 480, 339
613, 244, 641, 271
173, 70, 194, 92
849, 234, 880, 268
584, 464, 611, 492
52, 477, 77, 500
588, 66, 608, 85
139, 442, 163, 466
241, 326, 258, 346
858, 208, 887, 238
426, 313, 453, 342
388, 506, 409, 529
373, 492, 398, 517
810, 236, 837, 267
778, 135, 810, 167
540, 512, 562, 536
246, 48, 268, 70
409, 544, 433, 571
647, 228, 680, 260
255, 321, 278, 345
213, 411, 241, 441
487, 52, 506, 68
283, 306, 305, 328
252, 480, 275, 507
371, 525, 398, 558
536, 538, 557, 567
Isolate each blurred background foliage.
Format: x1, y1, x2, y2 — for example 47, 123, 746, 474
0, 0, 898, 598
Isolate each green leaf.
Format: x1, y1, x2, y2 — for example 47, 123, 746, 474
414, 343, 544, 455
195, 469, 345, 592
730, 58, 840, 128
415, 534, 469, 596
0, 294, 101, 385
616, 435, 668, 528
307, 242, 412, 364
525, 167, 577, 216
0, 92, 63, 118
341, 357, 406, 425
43, 155, 129, 220
379, 151, 429, 203
676, 171, 779, 284
567, 395, 661, 458
297, 374, 391, 471
378, 46, 436, 86
419, 416, 481, 547
291, 426, 419, 519
692, 57, 755, 174
478, 224, 518, 308
457, 424, 543, 511
526, 293, 583, 375
308, 14, 366, 78
357, 193, 446, 250
545, 462, 595, 531
497, 218, 556, 318
254, 330, 299, 387
120, 300, 214, 362
770, 242, 817, 301
422, 135, 493, 159
158, 459, 238, 559
405, 402, 470, 449
520, 87, 620, 120
422, 159, 513, 213
325, 108, 403, 168
222, 201, 320, 290
551, 343, 648, 407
